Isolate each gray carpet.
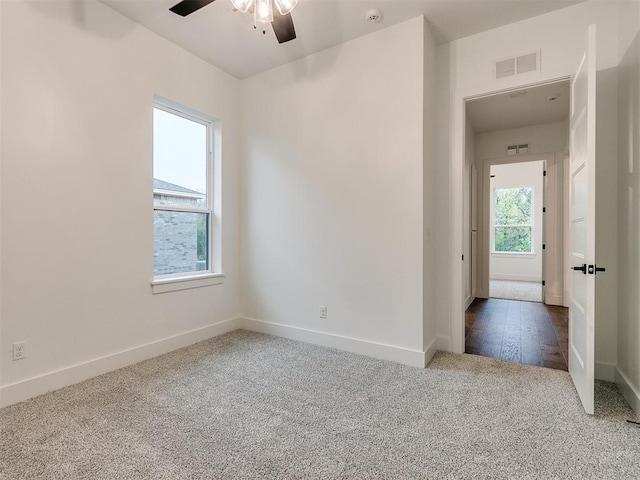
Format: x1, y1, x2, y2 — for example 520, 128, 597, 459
490, 279, 543, 302
1, 330, 638, 479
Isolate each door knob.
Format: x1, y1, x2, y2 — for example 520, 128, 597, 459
572, 264, 587, 274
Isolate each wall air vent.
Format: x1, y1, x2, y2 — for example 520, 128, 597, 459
495, 50, 540, 79
517, 52, 538, 74
496, 58, 516, 79
506, 143, 530, 155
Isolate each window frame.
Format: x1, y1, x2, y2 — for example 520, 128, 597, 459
151, 98, 223, 293
491, 186, 535, 255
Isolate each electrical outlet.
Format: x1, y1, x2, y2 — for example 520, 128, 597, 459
319, 306, 327, 319
13, 342, 26, 361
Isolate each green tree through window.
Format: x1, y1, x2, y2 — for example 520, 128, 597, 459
493, 187, 533, 253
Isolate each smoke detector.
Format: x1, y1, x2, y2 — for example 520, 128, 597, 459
365, 9, 382, 23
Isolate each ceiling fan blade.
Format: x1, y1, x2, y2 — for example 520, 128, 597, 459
169, 0, 216, 17
271, 12, 296, 44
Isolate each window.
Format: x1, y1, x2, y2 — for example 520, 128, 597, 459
493, 187, 533, 253
152, 100, 221, 288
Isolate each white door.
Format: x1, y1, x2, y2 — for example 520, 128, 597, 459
568, 24, 597, 415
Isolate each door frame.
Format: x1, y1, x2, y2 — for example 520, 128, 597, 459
450, 77, 571, 354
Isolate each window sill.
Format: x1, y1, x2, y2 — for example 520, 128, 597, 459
491, 252, 536, 258
151, 273, 225, 294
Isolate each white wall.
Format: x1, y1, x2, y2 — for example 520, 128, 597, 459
474, 121, 567, 304
0, 0, 241, 406
423, 19, 438, 353
445, 0, 626, 353
594, 67, 620, 379
489, 161, 544, 282
434, 43, 452, 349
616, 4, 640, 415
240, 17, 436, 365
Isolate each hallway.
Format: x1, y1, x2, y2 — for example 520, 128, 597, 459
465, 298, 568, 371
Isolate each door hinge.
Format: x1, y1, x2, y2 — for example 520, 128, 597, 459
543, 207, 546, 213
542, 280, 546, 286
588, 264, 606, 275
543, 170, 547, 177
542, 244, 546, 250
462, 254, 464, 261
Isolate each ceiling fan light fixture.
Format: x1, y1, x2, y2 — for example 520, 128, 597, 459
274, 0, 298, 15
254, 0, 274, 24
231, 0, 253, 13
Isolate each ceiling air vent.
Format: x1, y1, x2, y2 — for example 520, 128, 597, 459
495, 51, 540, 79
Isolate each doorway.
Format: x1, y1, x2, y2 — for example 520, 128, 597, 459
488, 160, 545, 303
465, 298, 569, 370
462, 80, 570, 369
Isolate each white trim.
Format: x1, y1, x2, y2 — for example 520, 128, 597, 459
464, 296, 474, 310
544, 293, 564, 306
474, 289, 490, 299
594, 361, 616, 382
153, 205, 208, 214
0, 318, 242, 408
153, 189, 205, 201
240, 317, 427, 368
424, 337, 439, 367
151, 273, 225, 294
490, 273, 542, 282
491, 252, 537, 258
437, 336, 451, 351
152, 96, 222, 282
615, 367, 640, 418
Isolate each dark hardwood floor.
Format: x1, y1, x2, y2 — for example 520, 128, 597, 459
465, 298, 569, 371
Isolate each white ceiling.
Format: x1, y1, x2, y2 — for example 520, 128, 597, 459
466, 80, 571, 134
100, 0, 584, 79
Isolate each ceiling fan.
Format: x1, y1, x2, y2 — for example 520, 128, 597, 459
169, 0, 297, 44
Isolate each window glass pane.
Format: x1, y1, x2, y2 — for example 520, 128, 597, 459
153, 108, 207, 208
153, 211, 209, 276
494, 226, 532, 253
494, 187, 532, 226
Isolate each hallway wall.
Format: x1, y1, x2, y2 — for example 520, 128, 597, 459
616, 11, 640, 415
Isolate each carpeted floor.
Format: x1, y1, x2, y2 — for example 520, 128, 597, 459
1, 330, 638, 479
490, 279, 543, 302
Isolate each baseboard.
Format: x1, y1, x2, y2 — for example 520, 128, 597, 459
424, 337, 438, 367
436, 336, 451, 352
490, 274, 542, 282
474, 289, 489, 299
0, 317, 242, 408
240, 317, 427, 368
595, 361, 616, 382
544, 293, 564, 306
615, 367, 640, 418
464, 296, 474, 310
